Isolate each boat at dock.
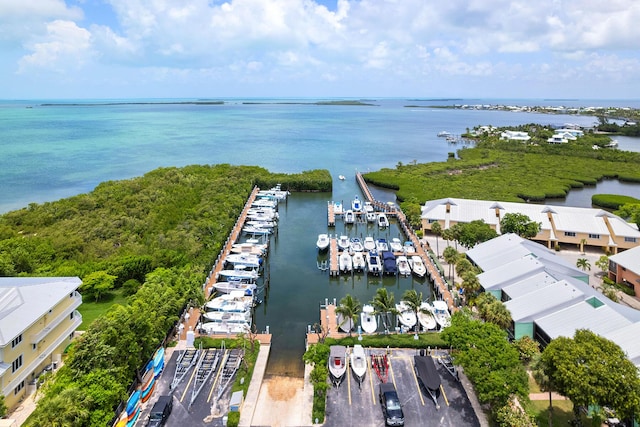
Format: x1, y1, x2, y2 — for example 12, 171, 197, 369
350, 344, 367, 387
339, 251, 353, 273
316, 233, 330, 252
251, 198, 278, 209
352, 251, 366, 272
360, 304, 377, 333
204, 291, 254, 313
382, 251, 397, 275
375, 238, 389, 252
328, 345, 347, 387
403, 241, 416, 255
231, 242, 267, 256
224, 253, 262, 269
366, 250, 381, 276
410, 255, 426, 278
432, 300, 451, 328
213, 280, 257, 296
200, 311, 252, 334
350, 237, 364, 252
351, 196, 362, 212
344, 209, 355, 224
242, 225, 271, 235
363, 236, 376, 251
389, 237, 403, 253
336, 312, 354, 333
395, 301, 417, 329
377, 213, 389, 228
396, 255, 411, 276
337, 235, 351, 251
418, 302, 437, 331
218, 267, 259, 281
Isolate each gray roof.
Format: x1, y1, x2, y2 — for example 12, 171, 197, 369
604, 323, 640, 366
535, 301, 633, 339
502, 271, 560, 300
609, 245, 640, 274
506, 280, 586, 322
478, 254, 546, 291
0, 277, 82, 346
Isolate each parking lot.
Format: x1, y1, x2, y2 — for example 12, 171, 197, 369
324, 348, 480, 427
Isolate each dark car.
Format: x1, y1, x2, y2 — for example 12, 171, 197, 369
379, 383, 404, 426
147, 395, 173, 427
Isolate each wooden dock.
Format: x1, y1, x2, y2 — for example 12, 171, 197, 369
204, 186, 261, 298
329, 236, 339, 276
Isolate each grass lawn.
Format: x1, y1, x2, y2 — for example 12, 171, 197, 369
529, 400, 599, 427
527, 372, 542, 393
77, 289, 128, 330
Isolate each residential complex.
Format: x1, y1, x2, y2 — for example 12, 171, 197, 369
608, 245, 640, 296
0, 277, 82, 411
421, 197, 640, 254
465, 234, 640, 366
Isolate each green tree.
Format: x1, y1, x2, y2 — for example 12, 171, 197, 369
335, 294, 361, 336
455, 257, 475, 276
499, 212, 541, 238
25, 387, 92, 427
541, 329, 640, 423
431, 221, 442, 257
576, 258, 591, 271
474, 292, 511, 328
0, 394, 6, 418
616, 203, 640, 229
443, 246, 459, 283
451, 220, 499, 248
531, 353, 556, 427
81, 270, 117, 302
595, 255, 609, 273
371, 288, 397, 333
512, 336, 540, 365
441, 227, 454, 248
460, 271, 482, 299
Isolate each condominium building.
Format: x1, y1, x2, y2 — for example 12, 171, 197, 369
0, 277, 82, 411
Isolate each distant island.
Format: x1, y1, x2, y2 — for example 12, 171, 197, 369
40, 101, 225, 106
242, 100, 376, 106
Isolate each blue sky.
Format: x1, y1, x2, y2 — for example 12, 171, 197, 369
1, 0, 639, 99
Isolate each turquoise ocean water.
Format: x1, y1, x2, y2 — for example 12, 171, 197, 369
2, 98, 640, 376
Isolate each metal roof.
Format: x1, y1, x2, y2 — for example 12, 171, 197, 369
535, 301, 632, 339
478, 255, 546, 291
0, 277, 82, 346
603, 323, 640, 366
505, 280, 586, 322
501, 271, 559, 300
609, 245, 640, 274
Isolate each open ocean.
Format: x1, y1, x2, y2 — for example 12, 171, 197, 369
2, 98, 640, 376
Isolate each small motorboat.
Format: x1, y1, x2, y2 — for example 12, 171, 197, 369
337, 235, 351, 251
366, 211, 377, 223
437, 130, 451, 137
366, 250, 381, 276
389, 237, 403, 253
375, 238, 389, 252
403, 241, 416, 255
231, 242, 267, 256
204, 291, 254, 313
328, 345, 347, 387
382, 251, 397, 276
352, 251, 366, 272
411, 255, 427, 278
225, 253, 262, 269
350, 237, 364, 252
337, 312, 354, 333
377, 213, 389, 228
363, 201, 374, 213
432, 300, 451, 328
338, 175, 346, 180
418, 302, 437, 331
396, 302, 417, 329
344, 209, 355, 224
213, 280, 257, 296
352, 196, 362, 212
316, 233, 330, 252
414, 354, 442, 408
339, 251, 353, 273
363, 236, 376, 251
218, 267, 259, 281
396, 255, 411, 276
350, 344, 367, 387
360, 304, 377, 333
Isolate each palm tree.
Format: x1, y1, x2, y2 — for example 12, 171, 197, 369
371, 288, 396, 333
531, 353, 555, 427
431, 221, 442, 257
443, 246, 459, 283
576, 258, 591, 271
401, 289, 432, 335
335, 294, 361, 336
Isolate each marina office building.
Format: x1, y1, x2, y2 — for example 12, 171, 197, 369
465, 234, 640, 367
421, 197, 640, 254
0, 277, 83, 411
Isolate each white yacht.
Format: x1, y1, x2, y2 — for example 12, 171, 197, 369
432, 300, 452, 328
411, 255, 427, 278
366, 250, 381, 276
225, 253, 262, 269
396, 255, 411, 276
389, 237, 403, 253
204, 291, 254, 313
350, 237, 364, 252
360, 304, 377, 333
350, 344, 367, 386
351, 196, 363, 212
377, 213, 389, 228
344, 209, 355, 224
339, 251, 353, 273
213, 281, 257, 296
352, 251, 366, 272
363, 236, 376, 251
375, 238, 389, 252
328, 346, 347, 387
395, 301, 417, 329
418, 302, 437, 331
316, 233, 330, 252
337, 235, 351, 251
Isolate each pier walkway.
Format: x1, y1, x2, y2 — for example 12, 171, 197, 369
204, 186, 260, 299
329, 236, 339, 276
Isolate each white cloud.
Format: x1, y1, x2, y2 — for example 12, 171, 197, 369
0, 0, 83, 43
18, 20, 92, 73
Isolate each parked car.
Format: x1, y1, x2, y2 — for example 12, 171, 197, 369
378, 383, 404, 426
147, 395, 173, 427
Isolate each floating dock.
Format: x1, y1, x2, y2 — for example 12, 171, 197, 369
328, 201, 336, 227
329, 236, 339, 276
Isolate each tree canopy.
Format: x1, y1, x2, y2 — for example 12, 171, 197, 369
541, 329, 640, 422
499, 212, 541, 239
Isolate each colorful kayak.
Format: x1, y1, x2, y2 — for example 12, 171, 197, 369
141, 376, 156, 403
125, 390, 140, 418
126, 406, 141, 427
115, 411, 128, 427
153, 347, 165, 377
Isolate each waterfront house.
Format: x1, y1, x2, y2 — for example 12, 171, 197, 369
500, 130, 531, 142
421, 197, 640, 254
608, 245, 640, 297
0, 277, 82, 411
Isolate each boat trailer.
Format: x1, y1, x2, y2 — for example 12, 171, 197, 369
170, 347, 199, 390
371, 353, 389, 383
438, 353, 459, 381
189, 348, 221, 409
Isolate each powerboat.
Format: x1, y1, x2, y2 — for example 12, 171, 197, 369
432, 300, 451, 328
200, 311, 252, 334
344, 209, 355, 224
338, 175, 346, 180
352, 196, 362, 212
366, 250, 381, 276
375, 238, 389, 252
242, 225, 271, 235
382, 251, 397, 275
328, 345, 347, 387
437, 131, 451, 137
377, 213, 389, 228
418, 302, 437, 331
360, 304, 377, 333
225, 253, 261, 269
337, 312, 354, 333
213, 281, 257, 296
396, 255, 411, 276
350, 344, 367, 387
245, 220, 276, 229
363, 236, 376, 251
316, 233, 330, 252
204, 291, 254, 313
411, 255, 427, 278
231, 242, 267, 256
251, 198, 278, 209
389, 237, 403, 253
332, 201, 344, 215
363, 201, 374, 214
337, 235, 351, 251
414, 354, 442, 408
395, 302, 417, 329
366, 211, 377, 223
350, 237, 364, 252
339, 251, 353, 273
257, 184, 289, 200
218, 267, 259, 281
352, 251, 366, 272
403, 241, 416, 255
